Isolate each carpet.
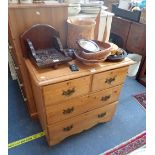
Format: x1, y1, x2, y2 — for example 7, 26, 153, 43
101, 131, 146, 155
133, 92, 146, 110
101, 92, 146, 155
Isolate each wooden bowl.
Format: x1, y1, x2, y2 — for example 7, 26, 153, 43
74, 50, 107, 66
78, 41, 112, 60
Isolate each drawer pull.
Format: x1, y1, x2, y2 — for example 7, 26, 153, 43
63, 125, 73, 132
62, 88, 75, 96
105, 76, 116, 84
101, 95, 111, 101
63, 107, 74, 114
98, 112, 106, 118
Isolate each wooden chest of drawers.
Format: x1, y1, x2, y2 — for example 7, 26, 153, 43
25, 58, 134, 146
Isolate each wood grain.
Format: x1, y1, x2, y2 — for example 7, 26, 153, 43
43, 76, 91, 106
20, 24, 60, 58
26, 56, 131, 145
92, 66, 128, 91
126, 22, 146, 55
111, 16, 146, 57
46, 85, 122, 125
47, 101, 118, 145
111, 16, 131, 49
30, 78, 49, 140
25, 57, 134, 86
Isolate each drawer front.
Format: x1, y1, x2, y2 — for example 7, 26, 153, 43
92, 67, 128, 92
43, 76, 91, 106
46, 85, 122, 125
48, 101, 118, 145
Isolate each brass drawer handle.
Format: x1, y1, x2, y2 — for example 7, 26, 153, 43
63, 107, 74, 114
105, 76, 116, 84
101, 95, 111, 101
62, 88, 75, 96
98, 112, 106, 118
63, 125, 73, 132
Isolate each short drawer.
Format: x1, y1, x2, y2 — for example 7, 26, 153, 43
47, 101, 118, 146
92, 67, 128, 92
46, 85, 122, 125
43, 76, 91, 106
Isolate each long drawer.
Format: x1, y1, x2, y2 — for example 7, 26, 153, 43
43, 76, 91, 106
46, 85, 122, 125
47, 101, 118, 145
92, 67, 128, 92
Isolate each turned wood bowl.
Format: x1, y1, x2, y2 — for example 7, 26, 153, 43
77, 40, 112, 60
74, 50, 107, 66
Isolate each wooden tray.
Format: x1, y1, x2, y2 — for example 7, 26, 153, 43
74, 50, 107, 66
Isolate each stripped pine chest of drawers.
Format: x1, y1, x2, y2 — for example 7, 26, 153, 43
25, 58, 134, 146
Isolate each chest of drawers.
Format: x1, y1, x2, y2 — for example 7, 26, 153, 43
25, 58, 134, 146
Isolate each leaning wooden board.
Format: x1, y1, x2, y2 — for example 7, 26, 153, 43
8, 3, 68, 118
25, 57, 134, 145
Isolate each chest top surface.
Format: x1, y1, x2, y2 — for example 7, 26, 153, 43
25, 58, 134, 86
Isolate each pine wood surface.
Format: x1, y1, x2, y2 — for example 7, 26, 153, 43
30, 78, 50, 141
25, 57, 134, 86
26, 57, 133, 145
47, 101, 118, 145
43, 76, 91, 106
92, 66, 128, 92
46, 85, 122, 125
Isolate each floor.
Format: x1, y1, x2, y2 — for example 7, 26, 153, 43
8, 72, 146, 155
